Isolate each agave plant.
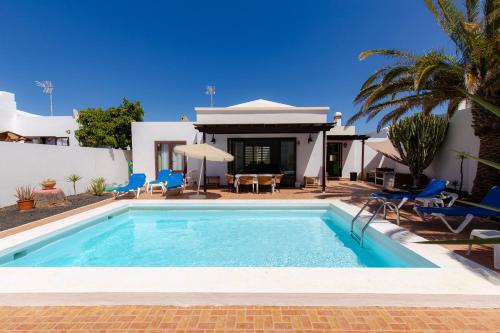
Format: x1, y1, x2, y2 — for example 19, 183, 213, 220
349, 0, 500, 199
88, 177, 106, 196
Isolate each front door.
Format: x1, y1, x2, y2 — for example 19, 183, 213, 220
327, 143, 342, 178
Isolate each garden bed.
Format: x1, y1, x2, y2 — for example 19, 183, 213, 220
0, 193, 112, 232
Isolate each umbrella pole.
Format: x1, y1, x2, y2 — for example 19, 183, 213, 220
197, 158, 204, 195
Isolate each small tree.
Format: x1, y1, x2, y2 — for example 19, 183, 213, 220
66, 174, 82, 195
75, 98, 144, 149
388, 113, 448, 187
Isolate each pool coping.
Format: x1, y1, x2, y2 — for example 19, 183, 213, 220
0, 199, 498, 307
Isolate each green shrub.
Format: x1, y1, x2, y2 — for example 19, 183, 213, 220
88, 177, 106, 196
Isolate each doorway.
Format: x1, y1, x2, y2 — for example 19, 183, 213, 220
154, 141, 187, 177
327, 142, 342, 178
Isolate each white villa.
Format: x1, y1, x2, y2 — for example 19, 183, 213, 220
132, 99, 378, 190
0, 91, 79, 146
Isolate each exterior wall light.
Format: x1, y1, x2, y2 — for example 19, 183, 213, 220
307, 133, 313, 144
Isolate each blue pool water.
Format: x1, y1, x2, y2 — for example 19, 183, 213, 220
0, 207, 434, 267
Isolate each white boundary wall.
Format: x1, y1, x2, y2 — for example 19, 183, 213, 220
0, 142, 131, 207
426, 107, 479, 193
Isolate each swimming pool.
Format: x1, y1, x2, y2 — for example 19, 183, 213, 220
0, 203, 435, 268
1, 200, 499, 307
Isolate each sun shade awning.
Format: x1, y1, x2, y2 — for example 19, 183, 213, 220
366, 139, 402, 162
174, 143, 234, 162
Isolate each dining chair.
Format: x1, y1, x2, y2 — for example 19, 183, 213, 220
274, 174, 283, 192
225, 173, 235, 192
237, 176, 255, 193
257, 175, 274, 194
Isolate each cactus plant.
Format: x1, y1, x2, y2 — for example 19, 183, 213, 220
388, 113, 448, 187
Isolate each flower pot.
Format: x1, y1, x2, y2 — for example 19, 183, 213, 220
17, 199, 35, 211
42, 180, 56, 190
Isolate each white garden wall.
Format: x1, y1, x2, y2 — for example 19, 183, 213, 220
426, 107, 479, 193
0, 142, 131, 207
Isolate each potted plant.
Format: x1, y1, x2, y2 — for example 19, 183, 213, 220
41, 178, 57, 190
15, 185, 35, 211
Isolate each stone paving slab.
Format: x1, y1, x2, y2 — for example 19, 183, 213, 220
0, 306, 498, 332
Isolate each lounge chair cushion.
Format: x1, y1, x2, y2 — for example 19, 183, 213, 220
116, 173, 146, 192
418, 206, 500, 217
371, 178, 447, 200
149, 169, 171, 185
166, 173, 184, 189
372, 192, 417, 200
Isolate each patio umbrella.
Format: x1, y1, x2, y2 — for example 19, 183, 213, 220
174, 143, 234, 198
366, 139, 402, 162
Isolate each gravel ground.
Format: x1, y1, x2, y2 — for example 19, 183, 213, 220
0, 193, 112, 232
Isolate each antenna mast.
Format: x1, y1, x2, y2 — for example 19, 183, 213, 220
205, 85, 216, 107
35, 80, 54, 116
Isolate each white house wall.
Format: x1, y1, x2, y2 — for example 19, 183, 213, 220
0, 91, 79, 146
0, 92, 17, 132
16, 114, 79, 145
196, 110, 328, 124
131, 122, 200, 181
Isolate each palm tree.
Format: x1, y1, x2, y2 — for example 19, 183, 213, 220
349, 50, 464, 131
348, 0, 499, 198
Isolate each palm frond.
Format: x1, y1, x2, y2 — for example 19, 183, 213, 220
359, 49, 418, 61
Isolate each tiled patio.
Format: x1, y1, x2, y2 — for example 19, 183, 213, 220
0, 305, 499, 332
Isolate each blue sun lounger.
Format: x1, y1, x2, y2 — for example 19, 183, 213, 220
147, 169, 171, 194
417, 186, 500, 233
165, 173, 185, 195
371, 178, 449, 208
114, 173, 146, 199
352, 178, 451, 227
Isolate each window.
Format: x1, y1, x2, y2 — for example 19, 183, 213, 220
25, 136, 69, 146
155, 141, 187, 176
56, 137, 70, 146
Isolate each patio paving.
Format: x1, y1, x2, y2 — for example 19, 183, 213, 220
0, 305, 498, 332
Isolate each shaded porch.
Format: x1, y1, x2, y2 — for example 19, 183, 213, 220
195, 122, 335, 192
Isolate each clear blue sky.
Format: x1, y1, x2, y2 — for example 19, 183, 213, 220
0, 0, 454, 133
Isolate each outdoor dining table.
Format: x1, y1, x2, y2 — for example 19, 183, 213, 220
234, 174, 276, 192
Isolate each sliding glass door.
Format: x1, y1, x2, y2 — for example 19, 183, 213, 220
155, 141, 186, 176
228, 138, 296, 186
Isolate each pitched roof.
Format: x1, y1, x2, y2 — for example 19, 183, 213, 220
228, 99, 294, 108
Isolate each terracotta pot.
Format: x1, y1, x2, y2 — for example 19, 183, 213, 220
42, 180, 56, 190
17, 199, 35, 211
